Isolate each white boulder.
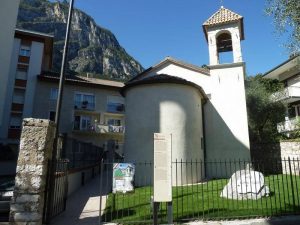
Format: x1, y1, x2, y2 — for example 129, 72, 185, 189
220, 169, 270, 200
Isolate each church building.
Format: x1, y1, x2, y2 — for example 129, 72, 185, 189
121, 7, 251, 181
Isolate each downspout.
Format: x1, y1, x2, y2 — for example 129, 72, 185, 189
202, 101, 207, 178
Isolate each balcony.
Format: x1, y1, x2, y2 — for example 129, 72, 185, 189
73, 122, 125, 135
107, 102, 125, 114
277, 117, 299, 133
272, 86, 300, 103
74, 101, 95, 111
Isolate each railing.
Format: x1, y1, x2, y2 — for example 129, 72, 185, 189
73, 123, 125, 134
96, 124, 125, 134
272, 86, 300, 102
277, 117, 299, 133
99, 158, 300, 224
107, 102, 125, 113
44, 159, 69, 223
74, 101, 95, 110
60, 137, 103, 170
0, 175, 15, 222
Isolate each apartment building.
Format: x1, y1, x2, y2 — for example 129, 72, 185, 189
0, 0, 20, 140
33, 73, 125, 155
0, 28, 53, 147
264, 54, 300, 134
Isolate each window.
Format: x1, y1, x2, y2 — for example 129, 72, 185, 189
74, 93, 95, 110
12, 90, 25, 104
16, 69, 27, 80
10, 116, 22, 129
49, 111, 56, 121
50, 88, 58, 100
73, 115, 92, 130
107, 119, 121, 126
19, 48, 30, 57
107, 96, 125, 113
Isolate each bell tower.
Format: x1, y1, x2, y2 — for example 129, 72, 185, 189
202, 6, 250, 163
203, 6, 244, 65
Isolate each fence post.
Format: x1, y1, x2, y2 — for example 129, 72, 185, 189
167, 201, 173, 224
9, 119, 56, 224
99, 159, 104, 225
153, 202, 159, 225
288, 157, 296, 213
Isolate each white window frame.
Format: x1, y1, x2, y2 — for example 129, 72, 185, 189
74, 92, 95, 110
50, 88, 58, 100
19, 45, 31, 57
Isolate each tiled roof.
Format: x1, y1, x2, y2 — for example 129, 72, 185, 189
38, 71, 124, 88
203, 6, 242, 26
121, 74, 208, 102
128, 56, 210, 82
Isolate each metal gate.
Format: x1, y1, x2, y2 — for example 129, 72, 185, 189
43, 159, 69, 223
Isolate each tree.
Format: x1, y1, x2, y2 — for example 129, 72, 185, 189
245, 74, 286, 142
266, 0, 300, 53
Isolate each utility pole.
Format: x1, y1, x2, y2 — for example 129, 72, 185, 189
45, 0, 75, 222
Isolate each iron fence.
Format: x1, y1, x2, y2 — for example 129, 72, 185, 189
0, 174, 15, 222
61, 137, 103, 169
43, 159, 68, 223
99, 158, 300, 224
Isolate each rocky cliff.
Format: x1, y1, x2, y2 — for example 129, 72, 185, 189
17, 0, 143, 81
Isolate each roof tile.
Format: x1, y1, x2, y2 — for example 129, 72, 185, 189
203, 6, 242, 26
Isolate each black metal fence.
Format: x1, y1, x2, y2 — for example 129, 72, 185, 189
60, 137, 103, 169
100, 158, 300, 224
0, 175, 15, 222
43, 159, 68, 223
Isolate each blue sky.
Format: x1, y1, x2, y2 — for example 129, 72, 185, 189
73, 0, 291, 76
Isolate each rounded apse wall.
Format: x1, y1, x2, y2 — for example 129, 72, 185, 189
123, 82, 205, 185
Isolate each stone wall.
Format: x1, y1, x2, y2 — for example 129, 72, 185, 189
9, 118, 55, 225
250, 141, 300, 175
280, 141, 300, 175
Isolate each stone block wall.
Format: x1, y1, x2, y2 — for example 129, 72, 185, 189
280, 141, 300, 175
9, 118, 55, 225
250, 141, 300, 175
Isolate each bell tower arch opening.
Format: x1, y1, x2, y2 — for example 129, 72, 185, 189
203, 6, 244, 65
216, 31, 233, 64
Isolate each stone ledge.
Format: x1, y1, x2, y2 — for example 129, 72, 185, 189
23, 118, 55, 128
12, 212, 41, 222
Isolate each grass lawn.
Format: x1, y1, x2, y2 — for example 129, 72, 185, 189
102, 174, 300, 224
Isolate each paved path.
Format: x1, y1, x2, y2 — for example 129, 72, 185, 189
51, 175, 110, 225
185, 215, 300, 225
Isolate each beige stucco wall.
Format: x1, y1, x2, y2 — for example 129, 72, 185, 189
0, 0, 20, 135
144, 61, 212, 94
124, 83, 204, 185
134, 61, 250, 178
205, 63, 250, 173
33, 81, 124, 147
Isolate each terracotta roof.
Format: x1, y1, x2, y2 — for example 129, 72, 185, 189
38, 71, 124, 88
121, 74, 207, 102
203, 6, 242, 26
202, 7, 244, 41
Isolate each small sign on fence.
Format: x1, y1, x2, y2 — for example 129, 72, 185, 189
112, 163, 135, 193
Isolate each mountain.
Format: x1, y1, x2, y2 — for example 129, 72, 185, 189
17, 0, 144, 81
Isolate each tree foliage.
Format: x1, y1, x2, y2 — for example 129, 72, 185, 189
246, 74, 286, 143
266, 0, 300, 53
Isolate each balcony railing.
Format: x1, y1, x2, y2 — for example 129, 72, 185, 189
107, 103, 125, 113
277, 117, 299, 133
96, 124, 125, 134
272, 86, 300, 102
73, 122, 125, 134
74, 101, 95, 110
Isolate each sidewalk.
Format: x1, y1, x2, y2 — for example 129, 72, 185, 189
185, 216, 300, 225
51, 175, 108, 225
